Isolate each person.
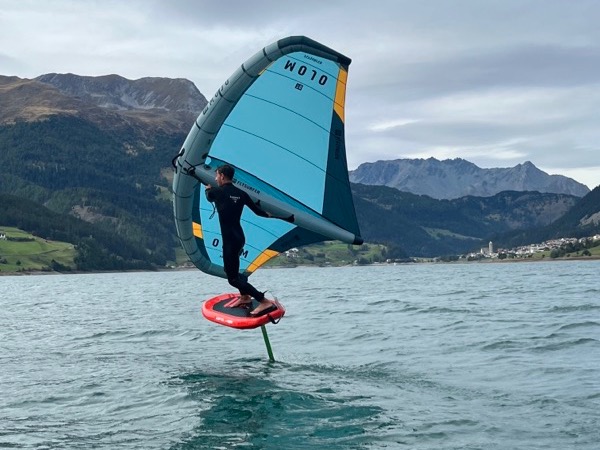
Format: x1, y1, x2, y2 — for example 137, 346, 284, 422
204, 164, 277, 316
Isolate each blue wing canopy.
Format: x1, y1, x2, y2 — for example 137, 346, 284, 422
173, 36, 362, 278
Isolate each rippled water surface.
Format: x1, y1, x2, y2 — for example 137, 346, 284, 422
1, 261, 599, 449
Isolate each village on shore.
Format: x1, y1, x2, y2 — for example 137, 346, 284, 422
459, 234, 600, 262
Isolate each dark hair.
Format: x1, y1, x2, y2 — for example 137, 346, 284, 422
217, 164, 235, 180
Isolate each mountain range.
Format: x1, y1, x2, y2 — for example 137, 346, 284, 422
349, 158, 590, 199
0, 73, 206, 135
0, 73, 599, 268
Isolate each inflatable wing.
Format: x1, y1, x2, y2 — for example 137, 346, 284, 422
172, 36, 363, 279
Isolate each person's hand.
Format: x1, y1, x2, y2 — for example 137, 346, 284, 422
204, 183, 212, 190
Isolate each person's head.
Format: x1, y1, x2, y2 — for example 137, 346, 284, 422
215, 164, 234, 186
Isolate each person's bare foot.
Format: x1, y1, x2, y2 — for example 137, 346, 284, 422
227, 294, 252, 308
249, 299, 277, 316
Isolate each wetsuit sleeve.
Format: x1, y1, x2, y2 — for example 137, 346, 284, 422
205, 186, 216, 202
243, 192, 269, 218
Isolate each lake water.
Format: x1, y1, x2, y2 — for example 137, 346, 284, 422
1, 261, 599, 449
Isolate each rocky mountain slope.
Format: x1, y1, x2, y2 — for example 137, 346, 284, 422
0, 73, 207, 134
349, 158, 590, 200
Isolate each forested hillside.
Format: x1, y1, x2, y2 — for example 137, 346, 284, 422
0, 194, 157, 270
351, 184, 580, 257
494, 185, 600, 249
0, 115, 182, 269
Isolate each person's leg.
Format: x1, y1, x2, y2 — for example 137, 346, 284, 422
222, 241, 265, 305
221, 242, 250, 306
228, 272, 265, 301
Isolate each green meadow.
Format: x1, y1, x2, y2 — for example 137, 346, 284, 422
0, 227, 76, 273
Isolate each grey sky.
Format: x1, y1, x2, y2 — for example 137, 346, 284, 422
1, 0, 599, 188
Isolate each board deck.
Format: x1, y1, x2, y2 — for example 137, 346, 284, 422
202, 293, 285, 329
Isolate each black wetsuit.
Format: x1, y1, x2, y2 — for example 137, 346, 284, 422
205, 182, 269, 300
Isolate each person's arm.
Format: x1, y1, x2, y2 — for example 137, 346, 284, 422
244, 192, 269, 218
204, 184, 216, 202
244, 192, 295, 223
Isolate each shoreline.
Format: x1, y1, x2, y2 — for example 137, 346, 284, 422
2, 255, 599, 276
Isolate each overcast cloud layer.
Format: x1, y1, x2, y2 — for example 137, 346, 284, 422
1, 0, 599, 188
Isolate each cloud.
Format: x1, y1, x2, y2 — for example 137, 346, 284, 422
1, 0, 600, 188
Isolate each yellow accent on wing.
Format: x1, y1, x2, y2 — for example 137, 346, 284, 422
192, 222, 203, 239
334, 68, 348, 123
246, 249, 279, 273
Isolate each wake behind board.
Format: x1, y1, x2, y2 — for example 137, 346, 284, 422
202, 293, 285, 330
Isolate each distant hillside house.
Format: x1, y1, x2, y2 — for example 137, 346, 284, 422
285, 248, 299, 258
